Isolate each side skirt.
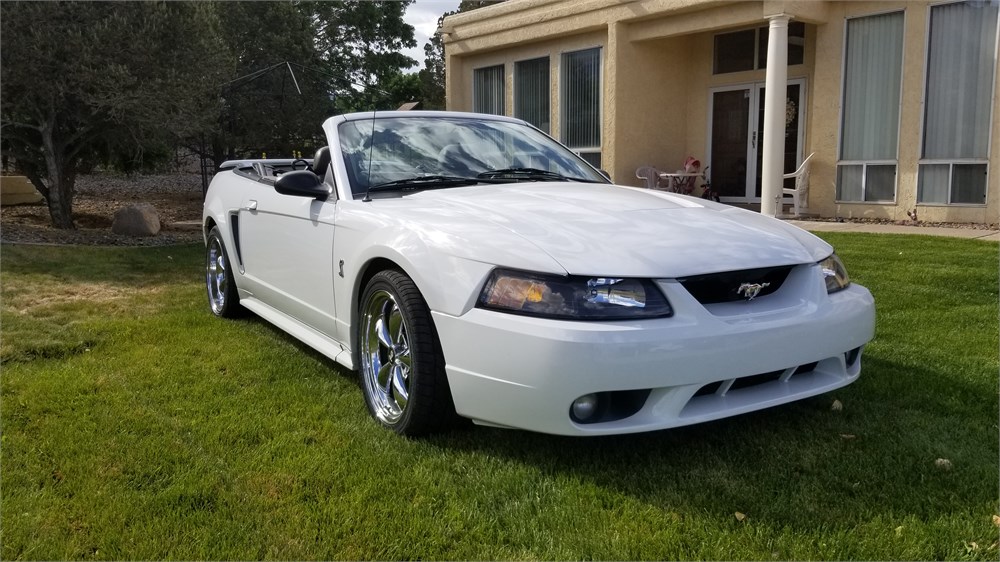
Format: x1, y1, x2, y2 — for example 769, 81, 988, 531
240, 297, 355, 371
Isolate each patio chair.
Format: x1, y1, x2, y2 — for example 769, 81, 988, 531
635, 166, 661, 189
782, 152, 815, 217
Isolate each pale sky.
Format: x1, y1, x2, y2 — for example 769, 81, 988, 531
401, 0, 462, 72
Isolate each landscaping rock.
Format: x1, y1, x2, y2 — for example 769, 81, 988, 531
112, 203, 161, 236
0, 175, 44, 205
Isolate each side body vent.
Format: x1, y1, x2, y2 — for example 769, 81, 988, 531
229, 213, 244, 272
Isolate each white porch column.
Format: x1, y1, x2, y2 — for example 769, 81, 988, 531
760, 14, 789, 216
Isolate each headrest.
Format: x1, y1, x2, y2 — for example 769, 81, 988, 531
312, 146, 332, 176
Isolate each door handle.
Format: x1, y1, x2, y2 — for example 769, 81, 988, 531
245, 200, 257, 211
751, 131, 757, 149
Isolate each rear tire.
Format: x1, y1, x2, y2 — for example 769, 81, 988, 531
205, 226, 241, 318
358, 270, 456, 436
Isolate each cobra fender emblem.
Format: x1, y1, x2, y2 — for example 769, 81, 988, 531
737, 282, 770, 301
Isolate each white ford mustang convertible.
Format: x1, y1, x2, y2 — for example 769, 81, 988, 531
203, 111, 875, 436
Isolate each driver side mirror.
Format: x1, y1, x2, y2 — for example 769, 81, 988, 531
599, 169, 612, 181
274, 170, 330, 200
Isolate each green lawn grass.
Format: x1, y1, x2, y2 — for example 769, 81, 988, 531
2, 234, 997, 560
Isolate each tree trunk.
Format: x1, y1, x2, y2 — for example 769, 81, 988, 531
211, 135, 227, 169
39, 118, 76, 229
45, 169, 76, 230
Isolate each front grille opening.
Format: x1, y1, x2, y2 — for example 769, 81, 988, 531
728, 369, 784, 391
693, 381, 723, 397
678, 265, 795, 305
692, 362, 818, 398
793, 362, 818, 376
845, 347, 861, 367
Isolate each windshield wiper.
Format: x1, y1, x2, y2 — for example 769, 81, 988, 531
366, 175, 480, 193
476, 167, 593, 183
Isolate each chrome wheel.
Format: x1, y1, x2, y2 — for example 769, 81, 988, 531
206, 236, 229, 315
205, 227, 241, 318
358, 269, 457, 435
360, 289, 412, 424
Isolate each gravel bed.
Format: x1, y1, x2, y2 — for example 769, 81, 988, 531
1, 172, 205, 246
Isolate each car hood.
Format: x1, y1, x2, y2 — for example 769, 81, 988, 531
385, 183, 832, 278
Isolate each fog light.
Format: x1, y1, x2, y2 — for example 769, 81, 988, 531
571, 394, 599, 421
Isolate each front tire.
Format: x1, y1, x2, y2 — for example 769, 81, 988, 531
358, 270, 455, 436
205, 226, 241, 318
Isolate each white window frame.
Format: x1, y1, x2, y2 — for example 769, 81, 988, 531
834, 9, 906, 205
915, 0, 998, 207
835, 161, 899, 204
704, 79, 807, 203
917, 159, 992, 205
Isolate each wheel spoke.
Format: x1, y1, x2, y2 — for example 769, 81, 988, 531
376, 357, 392, 389
391, 365, 409, 407
388, 307, 404, 346
397, 347, 411, 370
375, 300, 396, 349
375, 315, 393, 351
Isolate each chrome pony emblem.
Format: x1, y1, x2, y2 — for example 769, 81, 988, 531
737, 282, 770, 301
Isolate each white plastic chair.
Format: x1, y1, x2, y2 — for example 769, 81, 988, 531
635, 166, 661, 189
782, 152, 815, 216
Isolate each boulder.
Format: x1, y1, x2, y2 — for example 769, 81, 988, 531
0, 176, 44, 205
112, 203, 160, 236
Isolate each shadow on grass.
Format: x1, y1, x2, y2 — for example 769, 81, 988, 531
418, 355, 997, 531
227, 304, 996, 532
229, 312, 358, 385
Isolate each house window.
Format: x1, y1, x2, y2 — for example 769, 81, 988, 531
918, 1, 997, 205
713, 22, 805, 74
473, 65, 504, 115
836, 11, 904, 202
561, 47, 601, 168
515, 57, 550, 133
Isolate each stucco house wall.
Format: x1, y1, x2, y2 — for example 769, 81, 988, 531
443, 0, 1000, 224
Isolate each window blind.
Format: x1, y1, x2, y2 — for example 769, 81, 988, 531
514, 57, 550, 133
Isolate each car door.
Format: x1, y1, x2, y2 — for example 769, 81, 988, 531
237, 182, 338, 338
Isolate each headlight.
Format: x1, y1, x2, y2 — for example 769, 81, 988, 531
819, 254, 850, 293
477, 269, 673, 320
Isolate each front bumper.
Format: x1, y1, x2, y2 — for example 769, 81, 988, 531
432, 266, 875, 436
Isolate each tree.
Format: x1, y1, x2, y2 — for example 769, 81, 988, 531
189, 2, 337, 168
374, 72, 423, 110
418, 15, 449, 110
419, 1, 506, 110
313, 0, 418, 112
0, 2, 227, 228
189, 1, 421, 166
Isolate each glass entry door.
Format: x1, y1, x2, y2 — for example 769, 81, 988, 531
709, 80, 805, 202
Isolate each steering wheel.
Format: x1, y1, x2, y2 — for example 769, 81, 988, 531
291, 158, 310, 171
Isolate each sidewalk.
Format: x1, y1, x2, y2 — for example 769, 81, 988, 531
785, 220, 1000, 242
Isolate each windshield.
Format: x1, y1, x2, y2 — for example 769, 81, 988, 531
337, 116, 607, 196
